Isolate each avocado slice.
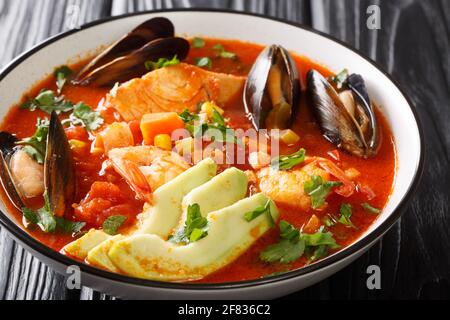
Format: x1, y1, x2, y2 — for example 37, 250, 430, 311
137, 158, 217, 237
176, 167, 248, 229
87, 165, 248, 272
62, 229, 111, 260
87, 235, 125, 272
108, 193, 279, 281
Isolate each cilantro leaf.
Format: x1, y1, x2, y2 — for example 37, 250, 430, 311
329, 69, 349, 89
304, 175, 343, 210
22, 192, 85, 234
195, 57, 212, 69
260, 220, 340, 264
181, 107, 242, 146
213, 44, 237, 59
103, 215, 127, 235
16, 118, 49, 164
211, 109, 226, 127
20, 90, 74, 115
170, 204, 208, 244
362, 203, 381, 215
179, 109, 200, 123
66, 102, 104, 131
260, 238, 306, 264
192, 37, 206, 48
338, 203, 357, 229
145, 55, 180, 70
244, 200, 274, 226
54, 66, 73, 93
55, 217, 86, 235
271, 148, 306, 171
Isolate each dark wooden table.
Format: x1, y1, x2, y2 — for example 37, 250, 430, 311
0, 0, 449, 300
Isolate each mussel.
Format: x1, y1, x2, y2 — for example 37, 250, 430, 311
244, 45, 301, 131
0, 112, 76, 216
307, 70, 380, 158
74, 17, 190, 87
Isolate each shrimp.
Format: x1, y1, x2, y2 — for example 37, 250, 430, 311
103, 63, 246, 121
107, 146, 190, 202
9, 150, 45, 198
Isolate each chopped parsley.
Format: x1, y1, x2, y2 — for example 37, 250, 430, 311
329, 69, 349, 89
304, 175, 343, 210
338, 203, 357, 229
179, 109, 200, 124
54, 65, 73, 93
16, 118, 49, 164
145, 55, 180, 70
22, 192, 85, 234
362, 203, 381, 215
260, 220, 340, 264
103, 215, 128, 235
192, 37, 206, 48
20, 90, 74, 115
271, 148, 306, 171
213, 44, 237, 59
181, 108, 242, 145
63, 102, 104, 131
244, 200, 274, 226
170, 204, 209, 244
195, 57, 213, 70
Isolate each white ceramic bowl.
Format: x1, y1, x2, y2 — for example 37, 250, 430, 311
0, 10, 424, 300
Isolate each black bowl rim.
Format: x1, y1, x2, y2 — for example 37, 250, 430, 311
0, 8, 425, 291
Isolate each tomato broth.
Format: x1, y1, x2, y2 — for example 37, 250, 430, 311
0, 38, 396, 283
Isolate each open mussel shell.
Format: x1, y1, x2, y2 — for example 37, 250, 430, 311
306, 70, 380, 158
75, 17, 175, 82
0, 132, 26, 210
45, 112, 76, 217
75, 37, 190, 87
244, 45, 301, 131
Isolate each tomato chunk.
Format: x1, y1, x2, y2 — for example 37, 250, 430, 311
73, 181, 140, 228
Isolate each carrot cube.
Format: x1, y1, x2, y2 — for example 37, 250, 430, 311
140, 112, 185, 145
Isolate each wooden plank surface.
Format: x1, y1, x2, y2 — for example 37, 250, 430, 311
0, 0, 448, 300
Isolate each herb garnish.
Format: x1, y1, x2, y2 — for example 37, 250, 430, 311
22, 192, 85, 234
16, 118, 49, 164
63, 102, 104, 131
213, 44, 237, 59
192, 37, 206, 48
103, 215, 128, 235
304, 175, 343, 210
145, 55, 180, 70
362, 203, 381, 215
329, 69, 349, 89
195, 57, 213, 70
181, 108, 242, 145
260, 220, 340, 264
179, 109, 200, 123
244, 200, 274, 226
54, 66, 73, 93
20, 90, 74, 115
170, 204, 209, 244
271, 148, 306, 171
338, 203, 357, 229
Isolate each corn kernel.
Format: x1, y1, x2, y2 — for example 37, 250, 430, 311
280, 129, 300, 145
175, 137, 194, 155
69, 139, 87, 152
154, 134, 172, 151
200, 101, 225, 119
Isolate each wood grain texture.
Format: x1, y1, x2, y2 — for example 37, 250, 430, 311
0, 0, 448, 300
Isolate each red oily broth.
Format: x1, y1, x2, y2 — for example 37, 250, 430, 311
0, 38, 395, 282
